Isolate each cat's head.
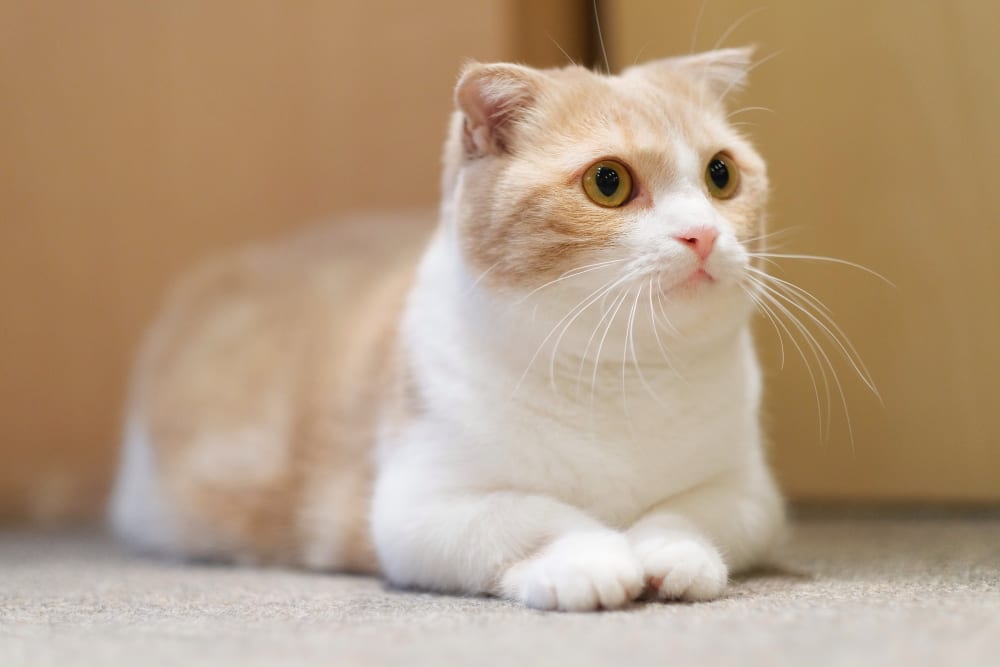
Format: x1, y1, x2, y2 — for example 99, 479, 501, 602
444, 48, 768, 342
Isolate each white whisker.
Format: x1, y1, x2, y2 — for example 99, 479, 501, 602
716, 49, 783, 102
512, 272, 630, 398
747, 277, 830, 438
546, 273, 635, 395
712, 6, 767, 50
627, 285, 665, 406
576, 283, 630, 395
752, 275, 880, 401
746, 49, 784, 74
747, 266, 833, 316
689, 0, 710, 53
514, 258, 626, 305
547, 33, 577, 67
742, 226, 798, 245
647, 278, 683, 378
653, 276, 683, 338
727, 105, 774, 119
754, 280, 851, 444
464, 261, 501, 294
632, 40, 651, 67
593, 0, 610, 73
591, 286, 630, 405
620, 287, 634, 420
743, 284, 785, 370
747, 252, 896, 287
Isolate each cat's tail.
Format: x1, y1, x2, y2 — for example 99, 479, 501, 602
107, 399, 177, 555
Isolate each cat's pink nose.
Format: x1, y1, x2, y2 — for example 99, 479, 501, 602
673, 227, 718, 261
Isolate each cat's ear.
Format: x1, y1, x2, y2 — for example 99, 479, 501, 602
629, 46, 755, 100
455, 62, 544, 157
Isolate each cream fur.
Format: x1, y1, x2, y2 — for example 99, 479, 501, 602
112, 50, 786, 611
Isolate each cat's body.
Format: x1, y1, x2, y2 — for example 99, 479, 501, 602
112, 49, 786, 610
110, 219, 427, 571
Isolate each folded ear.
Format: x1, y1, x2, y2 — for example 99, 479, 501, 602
455, 62, 545, 157
628, 46, 755, 100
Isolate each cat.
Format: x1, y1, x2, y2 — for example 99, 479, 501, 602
110, 47, 786, 611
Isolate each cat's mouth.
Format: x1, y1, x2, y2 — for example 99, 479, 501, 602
662, 268, 716, 294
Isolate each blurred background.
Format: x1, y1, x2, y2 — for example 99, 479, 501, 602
1, 1, 997, 523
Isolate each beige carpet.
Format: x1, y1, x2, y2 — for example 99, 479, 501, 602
2, 515, 998, 667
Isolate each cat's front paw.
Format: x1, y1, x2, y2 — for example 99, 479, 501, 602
633, 536, 727, 601
500, 531, 643, 612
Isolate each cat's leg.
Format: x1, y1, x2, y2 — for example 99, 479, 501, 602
372, 464, 643, 612
626, 461, 785, 602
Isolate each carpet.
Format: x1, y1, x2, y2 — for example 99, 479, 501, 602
1, 515, 998, 666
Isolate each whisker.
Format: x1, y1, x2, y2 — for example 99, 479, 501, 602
751, 255, 784, 270
747, 252, 896, 287
752, 276, 880, 401
747, 49, 783, 73
576, 283, 630, 395
754, 281, 850, 444
546, 273, 635, 395
747, 277, 830, 439
747, 266, 833, 316
591, 286, 630, 405
514, 258, 627, 305
511, 272, 630, 398
654, 275, 682, 337
647, 278, 683, 378
593, 0, 610, 73
716, 49, 783, 102
742, 226, 799, 254
632, 40, 651, 66
464, 260, 501, 294
712, 6, 767, 50
751, 273, 876, 386
547, 33, 577, 67
727, 105, 775, 119
620, 287, 634, 420
743, 284, 785, 370
689, 0, 710, 53
627, 285, 665, 406
742, 225, 799, 244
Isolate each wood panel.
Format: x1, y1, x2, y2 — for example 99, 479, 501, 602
0, 1, 597, 521
604, 0, 1000, 500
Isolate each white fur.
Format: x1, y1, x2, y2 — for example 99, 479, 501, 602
501, 531, 644, 611
112, 56, 786, 612
371, 176, 784, 610
108, 410, 176, 554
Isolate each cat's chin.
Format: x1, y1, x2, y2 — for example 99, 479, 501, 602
653, 269, 726, 304
655, 281, 754, 336
666, 268, 717, 294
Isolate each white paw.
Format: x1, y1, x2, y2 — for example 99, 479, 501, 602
634, 536, 728, 601
500, 531, 644, 612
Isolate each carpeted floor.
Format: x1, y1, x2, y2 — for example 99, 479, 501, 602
1, 515, 998, 667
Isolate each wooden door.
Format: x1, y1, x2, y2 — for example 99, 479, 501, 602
0, 1, 585, 521
605, 0, 1000, 501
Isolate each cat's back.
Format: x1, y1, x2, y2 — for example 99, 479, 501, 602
110, 213, 430, 570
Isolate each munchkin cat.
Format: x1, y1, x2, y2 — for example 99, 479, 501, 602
111, 48, 786, 611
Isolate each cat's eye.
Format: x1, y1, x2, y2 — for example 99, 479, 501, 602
705, 153, 740, 199
582, 160, 633, 208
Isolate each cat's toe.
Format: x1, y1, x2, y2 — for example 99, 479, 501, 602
501, 531, 643, 612
636, 537, 727, 602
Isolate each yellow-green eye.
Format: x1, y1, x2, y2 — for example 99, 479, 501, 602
582, 159, 633, 207
705, 152, 740, 199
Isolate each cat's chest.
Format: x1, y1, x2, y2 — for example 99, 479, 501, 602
455, 374, 752, 525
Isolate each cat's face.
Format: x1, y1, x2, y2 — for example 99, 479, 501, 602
446, 49, 768, 339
